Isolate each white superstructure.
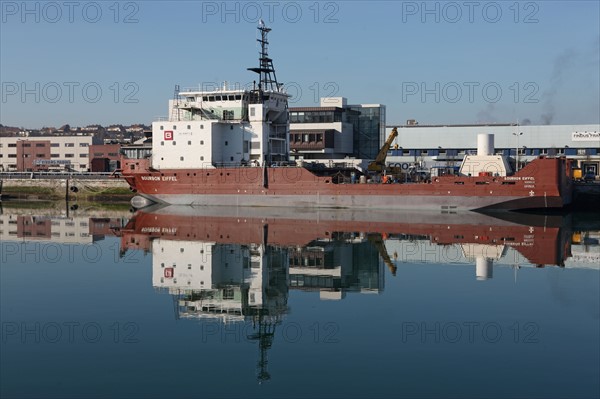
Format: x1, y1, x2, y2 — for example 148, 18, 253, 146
150, 24, 290, 170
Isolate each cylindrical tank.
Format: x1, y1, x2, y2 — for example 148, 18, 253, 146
476, 257, 493, 280
477, 134, 494, 156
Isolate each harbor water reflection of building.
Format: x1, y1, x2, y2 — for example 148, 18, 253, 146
2, 204, 598, 383
0, 207, 128, 243
113, 205, 598, 381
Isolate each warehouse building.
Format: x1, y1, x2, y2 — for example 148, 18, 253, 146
385, 122, 600, 178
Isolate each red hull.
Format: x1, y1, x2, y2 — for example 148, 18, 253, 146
121, 156, 573, 211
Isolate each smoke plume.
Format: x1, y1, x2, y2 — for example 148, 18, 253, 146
540, 48, 577, 125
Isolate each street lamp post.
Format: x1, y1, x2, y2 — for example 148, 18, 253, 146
512, 132, 523, 171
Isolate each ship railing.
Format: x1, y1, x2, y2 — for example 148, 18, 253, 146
0, 171, 114, 180
181, 83, 249, 93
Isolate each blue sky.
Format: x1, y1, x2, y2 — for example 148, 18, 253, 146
1, 0, 599, 128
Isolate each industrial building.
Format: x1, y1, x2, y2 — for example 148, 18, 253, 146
385, 123, 600, 178
0, 135, 98, 172
289, 97, 386, 161
0, 135, 129, 172
289, 99, 599, 180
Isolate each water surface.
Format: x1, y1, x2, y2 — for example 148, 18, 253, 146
1, 205, 598, 398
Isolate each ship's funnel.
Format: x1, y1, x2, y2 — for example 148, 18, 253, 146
476, 256, 493, 280
477, 134, 494, 156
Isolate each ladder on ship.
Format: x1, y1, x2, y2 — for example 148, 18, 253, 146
170, 85, 181, 121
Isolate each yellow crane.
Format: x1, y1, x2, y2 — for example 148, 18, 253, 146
367, 127, 398, 172
367, 233, 397, 276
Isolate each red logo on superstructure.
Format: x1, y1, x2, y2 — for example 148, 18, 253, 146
164, 131, 173, 140
164, 268, 174, 278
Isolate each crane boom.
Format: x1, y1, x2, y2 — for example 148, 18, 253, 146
368, 127, 398, 172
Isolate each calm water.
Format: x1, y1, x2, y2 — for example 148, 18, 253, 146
1, 205, 599, 398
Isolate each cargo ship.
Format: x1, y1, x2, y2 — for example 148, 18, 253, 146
120, 23, 573, 211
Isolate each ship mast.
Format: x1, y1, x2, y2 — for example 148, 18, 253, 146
247, 20, 281, 97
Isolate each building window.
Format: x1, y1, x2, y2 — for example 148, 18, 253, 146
187, 125, 191, 129
22, 143, 31, 147
188, 141, 191, 145
80, 154, 88, 158
51, 143, 59, 147
180, 156, 184, 161
200, 156, 204, 161
79, 143, 88, 147
172, 125, 177, 130
8, 144, 16, 147
172, 141, 176, 145
160, 126, 163, 130
51, 154, 59, 158
250, 107, 255, 117
200, 140, 204, 145
65, 154, 74, 158
223, 288, 235, 300
36, 154, 45, 158
65, 143, 74, 147
35, 143, 45, 147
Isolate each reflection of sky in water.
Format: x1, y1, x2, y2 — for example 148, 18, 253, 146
1, 208, 598, 398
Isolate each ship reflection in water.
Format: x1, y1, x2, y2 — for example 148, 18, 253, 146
115, 206, 581, 381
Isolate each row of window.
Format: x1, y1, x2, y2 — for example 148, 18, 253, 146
159, 125, 204, 130
20, 143, 47, 147
160, 140, 207, 146
291, 133, 324, 143
92, 152, 119, 157
388, 148, 600, 157
290, 111, 343, 124
3, 142, 89, 148
3, 153, 90, 158
196, 94, 243, 102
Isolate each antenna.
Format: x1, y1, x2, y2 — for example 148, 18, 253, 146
247, 21, 281, 97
